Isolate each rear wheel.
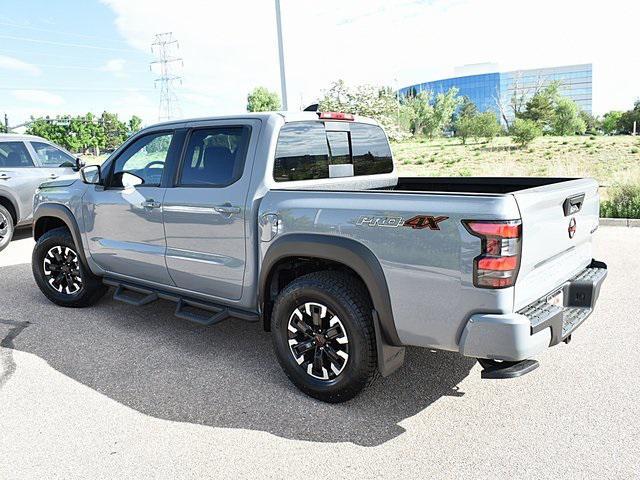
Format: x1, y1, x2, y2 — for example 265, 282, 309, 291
0, 205, 14, 253
271, 271, 378, 403
32, 227, 107, 307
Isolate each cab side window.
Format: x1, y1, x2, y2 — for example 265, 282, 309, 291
178, 127, 251, 187
110, 132, 173, 187
31, 142, 75, 167
0, 142, 34, 168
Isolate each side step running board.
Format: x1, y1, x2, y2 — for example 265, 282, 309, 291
478, 358, 539, 379
113, 284, 158, 306
174, 298, 230, 326
104, 278, 259, 326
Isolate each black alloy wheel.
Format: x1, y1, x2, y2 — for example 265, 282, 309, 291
287, 301, 350, 380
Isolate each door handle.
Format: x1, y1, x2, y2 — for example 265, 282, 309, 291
141, 200, 161, 209
213, 204, 241, 215
0, 173, 10, 180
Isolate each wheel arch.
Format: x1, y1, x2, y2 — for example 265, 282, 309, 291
259, 233, 402, 347
0, 193, 19, 225
33, 203, 89, 269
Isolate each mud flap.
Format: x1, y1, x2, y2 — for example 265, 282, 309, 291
372, 310, 405, 377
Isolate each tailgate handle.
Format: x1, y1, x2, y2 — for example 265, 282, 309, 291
563, 193, 585, 216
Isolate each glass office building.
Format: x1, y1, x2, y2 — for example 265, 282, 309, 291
399, 64, 592, 123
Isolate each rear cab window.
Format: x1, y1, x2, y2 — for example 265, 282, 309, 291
274, 121, 392, 182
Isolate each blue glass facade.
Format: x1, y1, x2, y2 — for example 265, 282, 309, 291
399, 64, 593, 123
398, 72, 500, 114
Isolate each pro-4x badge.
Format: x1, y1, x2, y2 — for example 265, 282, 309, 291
356, 215, 448, 230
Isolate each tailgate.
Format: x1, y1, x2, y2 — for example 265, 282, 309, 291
513, 178, 600, 310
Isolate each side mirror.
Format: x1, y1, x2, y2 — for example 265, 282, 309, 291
73, 157, 86, 172
81, 165, 101, 185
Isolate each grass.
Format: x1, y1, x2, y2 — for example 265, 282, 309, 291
393, 135, 640, 196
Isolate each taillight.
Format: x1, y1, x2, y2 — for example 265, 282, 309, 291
463, 220, 522, 289
318, 112, 354, 120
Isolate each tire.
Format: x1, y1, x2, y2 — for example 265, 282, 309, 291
0, 204, 14, 253
32, 227, 107, 307
271, 271, 378, 403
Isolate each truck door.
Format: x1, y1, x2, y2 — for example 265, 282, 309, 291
162, 121, 256, 300
82, 130, 183, 285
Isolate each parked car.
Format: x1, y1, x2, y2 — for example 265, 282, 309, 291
30, 112, 607, 402
0, 134, 81, 252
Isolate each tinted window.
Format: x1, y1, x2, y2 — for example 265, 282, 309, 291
350, 123, 393, 176
274, 122, 393, 182
0, 142, 33, 168
326, 131, 351, 165
179, 127, 250, 186
31, 141, 75, 167
112, 132, 173, 187
274, 122, 329, 182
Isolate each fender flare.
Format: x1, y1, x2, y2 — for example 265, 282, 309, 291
33, 203, 89, 269
259, 233, 402, 347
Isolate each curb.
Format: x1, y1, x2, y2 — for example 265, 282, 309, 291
600, 218, 640, 227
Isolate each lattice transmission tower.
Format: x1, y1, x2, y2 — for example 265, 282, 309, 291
150, 33, 183, 122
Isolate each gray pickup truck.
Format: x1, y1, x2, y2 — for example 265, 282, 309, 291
31, 112, 607, 402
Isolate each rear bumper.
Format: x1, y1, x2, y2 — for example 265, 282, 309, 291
459, 259, 607, 361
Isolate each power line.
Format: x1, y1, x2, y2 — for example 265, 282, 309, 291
0, 48, 120, 62
0, 20, 132, 45
151, 33, 183, 122
0, 86, 154, 92
0, 34, 138, 53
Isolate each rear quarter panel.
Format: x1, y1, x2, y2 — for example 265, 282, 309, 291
259, 190, 521, 351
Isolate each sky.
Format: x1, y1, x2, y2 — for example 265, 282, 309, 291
1, 0, 638, 128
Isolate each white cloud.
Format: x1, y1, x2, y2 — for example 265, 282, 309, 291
112, 89, 157, 124
11, 89, 65, 106
100, 58, 127, 78
0, 55, 41, 76
103, 0, 639, 116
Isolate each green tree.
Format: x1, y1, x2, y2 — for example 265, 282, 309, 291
319, 80, 408, 140
602, 111, 623, 135
511, 118, 541, 147
618, 100, 640, 134
431, 87, 462, 137
247, 86, 281, 112
553, 97, 586, 135
403, 91, 434, 135
455, 111, 502, 144
472, 112, 502, 143
519, 82, 559, 129
128, 115, 143, 135
458, 96, 477, 121
455, 115, 475, 144
403, 87, 461, 138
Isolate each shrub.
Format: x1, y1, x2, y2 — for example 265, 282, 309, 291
510, 119, 542, 148
631, 148, 639, 154
600, 183, 640, 218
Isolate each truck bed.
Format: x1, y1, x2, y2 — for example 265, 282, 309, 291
389, 177, 577, 194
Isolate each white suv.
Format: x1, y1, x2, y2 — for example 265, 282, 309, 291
0, 134, 80, 252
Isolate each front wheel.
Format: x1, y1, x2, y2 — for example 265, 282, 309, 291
0, 205, 14, 253
32, 227, 107, 307
271, 271, 378, 403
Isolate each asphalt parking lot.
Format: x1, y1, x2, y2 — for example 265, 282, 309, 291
0, 226, 638, 479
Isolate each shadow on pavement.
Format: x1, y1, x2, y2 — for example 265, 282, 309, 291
0, 263, 475, 447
